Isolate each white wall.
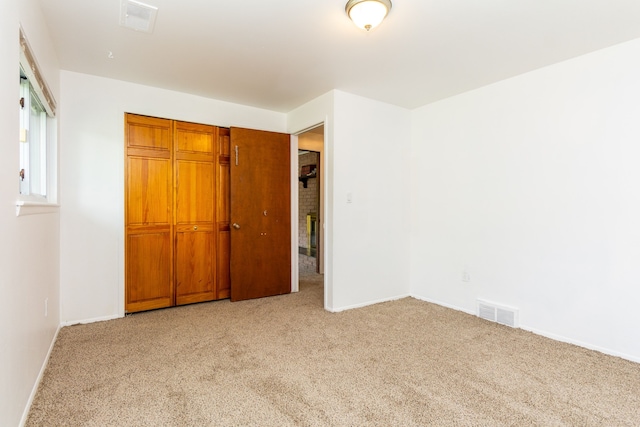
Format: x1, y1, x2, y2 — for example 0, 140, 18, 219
331, 91, 412, 310
59, 71, 287, 324
410, 38, 640, 362
0, 1, 61, 425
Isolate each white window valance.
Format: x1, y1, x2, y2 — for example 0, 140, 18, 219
19, 28, 56, 117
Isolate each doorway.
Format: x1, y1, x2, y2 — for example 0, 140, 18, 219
297, 125, 324, 290
298, 149, 319, 274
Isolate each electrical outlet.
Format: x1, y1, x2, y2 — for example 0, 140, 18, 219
44, 298, 48, 317
462, 269, 470, 282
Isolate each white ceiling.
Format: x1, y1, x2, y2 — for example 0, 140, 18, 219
39, 0, 640, 113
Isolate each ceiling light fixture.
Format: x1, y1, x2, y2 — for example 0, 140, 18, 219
345, 0, 392, 31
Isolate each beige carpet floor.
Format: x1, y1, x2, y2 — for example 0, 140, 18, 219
27, 274, 640, 426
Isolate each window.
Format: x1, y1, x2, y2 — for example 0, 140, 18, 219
19, 67, 48, 197
18, 28, 57, 211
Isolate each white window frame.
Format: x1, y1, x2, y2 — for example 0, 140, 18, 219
17, 28, 59, 216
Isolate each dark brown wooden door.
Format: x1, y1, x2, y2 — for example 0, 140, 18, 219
230, 127, 291, 301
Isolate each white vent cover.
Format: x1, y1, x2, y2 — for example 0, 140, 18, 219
477, 299, 519, 328
120, 0, 158, 33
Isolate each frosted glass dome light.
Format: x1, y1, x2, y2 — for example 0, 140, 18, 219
345, 0, 392, 31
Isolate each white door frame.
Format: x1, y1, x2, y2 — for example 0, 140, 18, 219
290, 123, 325, 293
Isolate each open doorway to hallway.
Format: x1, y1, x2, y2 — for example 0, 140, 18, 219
297, 125, 324, 287
298, 149, 319, 273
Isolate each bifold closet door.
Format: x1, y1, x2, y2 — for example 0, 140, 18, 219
125, 114, 174, 312
125, 114, 237, 312
216, 128, 231, 299
173, 121, 217, 305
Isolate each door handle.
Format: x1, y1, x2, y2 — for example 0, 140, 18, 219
232, 223, 241, 229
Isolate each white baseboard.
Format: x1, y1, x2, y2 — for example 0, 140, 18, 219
328, 293, 411, 313
411, 294, 640, 365
520, 325, 640, 364
60, 313, 122, 327
411, 294, 476, 316
20, 324, 61, 427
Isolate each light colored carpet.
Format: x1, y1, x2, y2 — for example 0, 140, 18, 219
27, 274, 640, 426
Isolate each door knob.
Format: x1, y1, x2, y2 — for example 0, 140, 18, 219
232, 223, 241, 229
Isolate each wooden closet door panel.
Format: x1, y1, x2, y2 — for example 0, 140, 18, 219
127, 157, 172, 225
175, 227, 215, 305
216, 128, 231, 299
174, 161, 216, 304
217, 163, 230, 223
175, 160, 215, 224
175, 122, 215, 155
126, 230, 173, 312
126, 115, 171, 152
125, 114, 173, 313
216, 230, 231, 299
174, 122, 217, 305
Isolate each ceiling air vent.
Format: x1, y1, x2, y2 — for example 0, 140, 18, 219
120, 0, 158, 33
477, 299, 519, 328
